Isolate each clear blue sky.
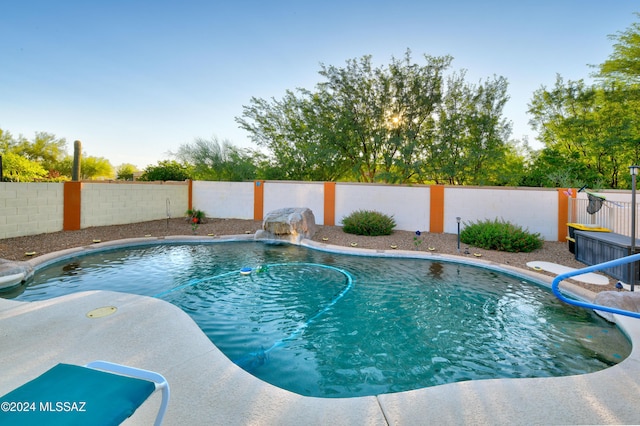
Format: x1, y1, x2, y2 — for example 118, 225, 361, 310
1, 1, 638, 169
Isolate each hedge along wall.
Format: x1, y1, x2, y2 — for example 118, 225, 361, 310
334, 183, 430, 233
0, 182, 64, 239
78, 181, 189, 228
191, 181, 571, 241
443, 186, 560, 239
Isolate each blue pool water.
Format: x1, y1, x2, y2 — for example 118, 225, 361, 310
6, 241, 631, 398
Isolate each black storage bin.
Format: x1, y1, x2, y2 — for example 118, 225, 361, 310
567, 223, 609, 254
575, 230, 640, 282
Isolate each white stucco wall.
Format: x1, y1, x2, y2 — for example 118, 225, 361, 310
444, 187, 559, 241
0, 182, 64, 239
192, 181, 254, 219
2, 180, 621, 242
263, 181, 326, 224
335, 184, 431, 232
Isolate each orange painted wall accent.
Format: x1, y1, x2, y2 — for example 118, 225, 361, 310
63, 181, 82, 231
187, 179, 193, 210
429, 185, 445, 233
254, 180, 265, 221
557, 188, 575, 242
323, 182, 336, 226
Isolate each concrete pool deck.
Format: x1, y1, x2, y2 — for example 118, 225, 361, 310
1, 236, 640, 425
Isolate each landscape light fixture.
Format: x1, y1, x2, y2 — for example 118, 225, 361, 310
630, 165, 639, 292
456, 217, 461, 253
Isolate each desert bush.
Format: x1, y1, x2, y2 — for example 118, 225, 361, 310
460, 218, 542, 253
342, 210, 396, 236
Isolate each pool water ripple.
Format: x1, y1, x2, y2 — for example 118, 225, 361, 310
6, 241, 632, 398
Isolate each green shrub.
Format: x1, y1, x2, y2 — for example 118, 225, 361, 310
460, 218, 543, 253
186, 208, 205, 224
342, 210, 396, 236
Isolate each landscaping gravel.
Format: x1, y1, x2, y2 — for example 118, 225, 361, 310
0, 217, 616, 292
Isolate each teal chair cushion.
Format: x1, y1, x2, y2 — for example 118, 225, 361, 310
0, 363, 156, 426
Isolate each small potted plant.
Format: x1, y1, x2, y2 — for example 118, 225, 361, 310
186, 208, 205, 224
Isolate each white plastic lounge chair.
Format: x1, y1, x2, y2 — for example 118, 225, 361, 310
0, 360, 170, 426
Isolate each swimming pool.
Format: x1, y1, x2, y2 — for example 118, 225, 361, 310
6, 241, 631, 398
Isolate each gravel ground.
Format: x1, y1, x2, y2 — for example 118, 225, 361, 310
0, 217, 616, 292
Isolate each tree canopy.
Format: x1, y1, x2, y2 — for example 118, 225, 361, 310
171, 136, 260, 181
1, 151, 48, 182
138, 160, 193, 181
0, 129, 116, 181
55, 155, 114, 180
3, 14, 639, 188
597, 13, 640, 84
237, 50, 515, 184
528, 15, 640, 189
116, 163, 139, 181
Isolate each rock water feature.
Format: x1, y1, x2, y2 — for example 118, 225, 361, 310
255, 207, 316, 244
594, 290, 640, 323
0, 259, 34, 290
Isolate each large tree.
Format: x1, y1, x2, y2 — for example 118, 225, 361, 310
429, 71, 512, 184
1, 151, 47, 182
0, 130, 69, 179
116, 163, 139, 180
172, 137, 260, 181
596, 13, 640, 84
0, 129, 117, 181
237, 50, 513, 184
529, 78, 638, 189
238, 86, 365, 181
596, 13, 640, 187
138, 160, 193, 182
14, 132, 68, 173
54, 154, 114, 180
0, 129, 16, 151
528, 14, 640, 189
314, 51, 450, 183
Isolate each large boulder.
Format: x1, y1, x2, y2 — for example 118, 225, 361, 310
0, 259, 34, 290
593, 290, 640, 322
256, 207, 316, 243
